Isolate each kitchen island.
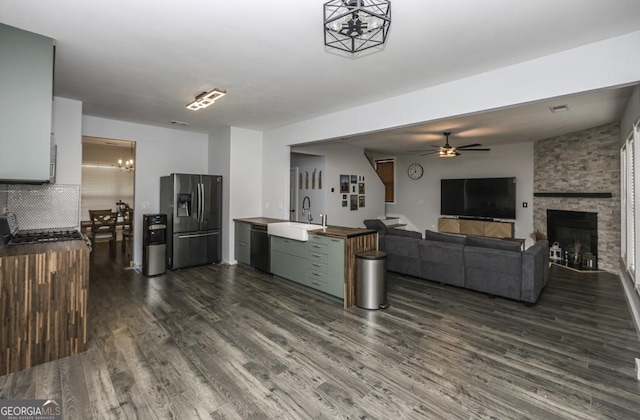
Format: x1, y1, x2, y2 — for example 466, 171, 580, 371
234, 218, 377, 308
0, 240, 89, 375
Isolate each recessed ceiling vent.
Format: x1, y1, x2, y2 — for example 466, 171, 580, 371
171, 120, 189, 126
549, 104, 569, 113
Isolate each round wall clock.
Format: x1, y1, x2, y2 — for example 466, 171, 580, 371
407, 163, 423, 180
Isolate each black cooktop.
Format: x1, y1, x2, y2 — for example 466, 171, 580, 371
11, 229, 83, 245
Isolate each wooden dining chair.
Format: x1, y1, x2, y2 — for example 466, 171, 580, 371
89, 209, 117, 256
122, 207, 134, 254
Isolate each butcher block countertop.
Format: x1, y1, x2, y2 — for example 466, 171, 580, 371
233, 217, 288, 226
233, 218, 375, 239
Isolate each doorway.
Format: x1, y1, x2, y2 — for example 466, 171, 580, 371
81, 136, 136, 266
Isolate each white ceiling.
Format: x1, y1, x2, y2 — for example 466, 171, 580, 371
2, 0, 640, 150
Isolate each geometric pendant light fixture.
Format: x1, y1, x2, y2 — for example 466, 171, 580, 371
186, 87, 227, 111
323, 0, 391, 53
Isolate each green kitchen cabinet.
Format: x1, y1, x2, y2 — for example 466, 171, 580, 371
325, 237, 345, 298
234, 222, 251, 265
271, 234, 344, 299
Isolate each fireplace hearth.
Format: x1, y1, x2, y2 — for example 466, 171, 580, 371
547, 209, 598, 270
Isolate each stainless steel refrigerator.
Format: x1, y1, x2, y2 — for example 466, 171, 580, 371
160, 173, 223, 269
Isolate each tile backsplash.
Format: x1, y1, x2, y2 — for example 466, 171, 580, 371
1, 184, 80, 230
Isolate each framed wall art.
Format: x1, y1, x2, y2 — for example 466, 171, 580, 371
340, 175, 349, 193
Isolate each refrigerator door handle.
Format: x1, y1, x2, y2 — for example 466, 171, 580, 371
178, 232, 219, 239
196, 183, 202, 223
199, 182, 205, 223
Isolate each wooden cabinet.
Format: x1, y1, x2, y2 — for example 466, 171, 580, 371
0, 23, 55, 183
438, 218, 514, 238
234, 222, 251, 265
0, 241, 89, 375
271, 235, 345, 299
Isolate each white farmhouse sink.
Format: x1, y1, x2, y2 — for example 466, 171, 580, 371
267, 222, 320, 241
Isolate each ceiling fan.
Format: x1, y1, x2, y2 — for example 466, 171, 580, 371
416, 132, 490, 158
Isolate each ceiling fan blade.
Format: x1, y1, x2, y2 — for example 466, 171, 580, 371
420, 151, 438, 156
456, 143, 482, 149
461, 148, 491, 151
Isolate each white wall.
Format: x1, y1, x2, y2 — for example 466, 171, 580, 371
83, 116, 209, 265
262, 31, 640, 221
291, 143, 385, 227
52, 97, 82, 185
390, 142, 534, 247
291, 153, 325, 223
621, 85, 640, 143
210, 126, 263, 263
208, 127, 231, 262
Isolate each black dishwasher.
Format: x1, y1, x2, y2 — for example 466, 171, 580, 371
250, 224, 270, 273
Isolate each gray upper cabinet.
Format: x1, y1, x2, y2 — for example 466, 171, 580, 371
0, 23, 54, 183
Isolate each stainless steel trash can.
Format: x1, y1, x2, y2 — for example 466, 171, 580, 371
356, 250, 389, 310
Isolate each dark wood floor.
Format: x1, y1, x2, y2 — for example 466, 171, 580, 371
2, 243, 640, 419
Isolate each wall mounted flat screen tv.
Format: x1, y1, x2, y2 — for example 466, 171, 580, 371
441, 177, 516, 220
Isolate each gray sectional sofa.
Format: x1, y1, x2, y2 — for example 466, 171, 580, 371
364, 219, 549, 304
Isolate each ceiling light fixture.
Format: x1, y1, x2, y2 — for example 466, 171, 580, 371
324, 0, 391, 54
117, 143, 135, 174
118, 158, 134, 173
186, 88, 227, 111
438, 148, 457, 158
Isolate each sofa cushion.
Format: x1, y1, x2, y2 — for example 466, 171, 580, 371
424, 230, 466, 245
388, 228, 422, 239
464, 246, 522, 300
466, 235, 522, 252
418, 240, 465, 286
385, 235, 420, 257
385, 235, 421, 277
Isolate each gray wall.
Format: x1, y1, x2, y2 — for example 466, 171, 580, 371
533, 123, 620, 273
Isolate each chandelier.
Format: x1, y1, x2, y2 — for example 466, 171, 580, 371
323, 0, 391, 54
117, 142, 135, 173
118, 158, 134, 173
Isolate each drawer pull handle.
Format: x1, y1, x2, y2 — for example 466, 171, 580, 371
312, 263, 322, 267
312, 254, 321, 258
312, 272, 321, 276
312, 281, 321, 286
312, 245, 322, 249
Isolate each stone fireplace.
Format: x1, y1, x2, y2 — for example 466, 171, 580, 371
533, 123, 620, 273
547, 209, 598, 268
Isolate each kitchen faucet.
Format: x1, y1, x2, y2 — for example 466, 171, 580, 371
302, 196, 312, 223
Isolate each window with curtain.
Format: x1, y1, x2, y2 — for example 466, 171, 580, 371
375, 159, 395, 203
622, 122, 638, 295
